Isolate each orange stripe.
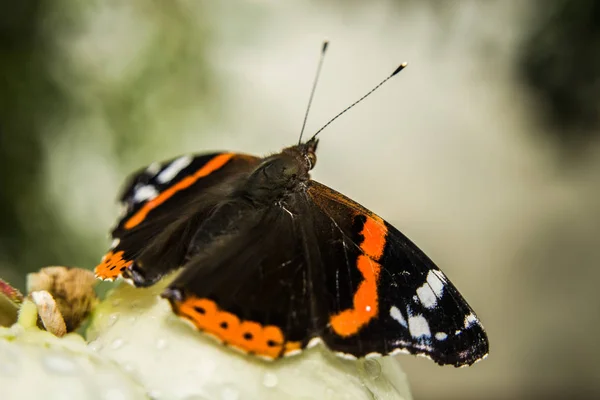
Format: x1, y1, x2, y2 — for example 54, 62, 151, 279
330, 215, 387, 337
360, 214, 386, 260
95, 251, 133, 280
176, 296, 298, 359
124, 153, 234, 229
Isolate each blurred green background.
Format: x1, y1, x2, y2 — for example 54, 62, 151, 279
1, 0, 599, 398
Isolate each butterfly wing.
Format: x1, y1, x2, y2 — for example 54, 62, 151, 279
162, 198, 326, 359
306, 181, 489, 366
95, 152, 261, 284
160, 180, 487, 366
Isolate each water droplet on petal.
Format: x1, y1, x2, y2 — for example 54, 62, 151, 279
363, 359, 382, 379
111, 338, 125, 350
122, 362, 136, 373
88, 340, 103, 352
221, 386, 239, 400
42, 352, 77, 375
0, 344, 20, 376
107, 313, 119, 327
262, 372, 278, 388
103, 387, 128, 400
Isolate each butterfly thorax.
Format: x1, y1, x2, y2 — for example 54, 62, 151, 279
241, 140, 318, 205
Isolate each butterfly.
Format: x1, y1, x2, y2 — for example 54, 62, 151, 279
95, 43, 488, 367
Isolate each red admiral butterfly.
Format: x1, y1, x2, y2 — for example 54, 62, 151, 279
95, 43, 488, 367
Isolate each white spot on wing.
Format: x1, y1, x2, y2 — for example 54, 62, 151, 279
408, 315, 431, 339
364, 352, 382, 359
307, 337, 322, 349
431, 269, 447, 283
156, 155, 192, 184
389, 348, 410, 356
110, 238, 120, 249
427, 270, 445, 297
435, 332, 448, 341
389, 306, 407, 328
464, 313, 478, 328
283, 349, 302, 357
334, 352, 357, 360
133, 185, 159, 203
416, 283, 437, 309
416, 270, 446, 309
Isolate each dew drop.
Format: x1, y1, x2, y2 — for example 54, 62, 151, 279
110, 338, 125, 350
107, 313, 119, 327
88, 340, 104, 352
42, 353, 77, 375
103, 387, 128, 400
0, 345, 20, 376
262, 372, 278, 388
363, 359, 381, 379
122, 362, 136, 373
221, 386, 240, 400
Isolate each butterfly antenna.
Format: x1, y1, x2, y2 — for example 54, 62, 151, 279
298, 40, 329, 145
307, 62, 408, 143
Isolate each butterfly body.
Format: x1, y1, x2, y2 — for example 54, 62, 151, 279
96, 136, 489, 366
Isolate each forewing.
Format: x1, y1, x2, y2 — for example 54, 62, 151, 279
307, 181, 489, 366
95, 152, 260, 284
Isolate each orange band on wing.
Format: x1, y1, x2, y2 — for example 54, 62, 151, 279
124, 153, 234, 229
330, 215, 387, 337
175, 296, 300, 359
360, 214, 387, 260
95, 251, 133, 280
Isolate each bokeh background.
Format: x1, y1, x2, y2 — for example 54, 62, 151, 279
1, 0, 599, 398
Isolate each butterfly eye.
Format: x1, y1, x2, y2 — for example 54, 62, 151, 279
307, 153, 317, 169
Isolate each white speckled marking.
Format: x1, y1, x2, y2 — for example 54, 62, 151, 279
389, 348, 411, 356
133, 185, 159, 203
283, 349, 302, 357
307, 337, 322, 349
408, 315, 431, 339
110, 238, 120, 249
334, 352, 357, 360
389, 306, 407, 328
364, 352, 382, 359
156, 155, 192, 184
435, 332, 448, 341
464, 313, 477, 328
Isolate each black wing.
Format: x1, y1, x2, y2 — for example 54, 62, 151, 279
95, 152, 260, 284
307, 181, 489, 366
162, 197, 325, 359
161, 181, 488, 366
